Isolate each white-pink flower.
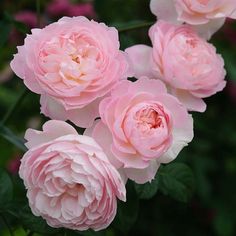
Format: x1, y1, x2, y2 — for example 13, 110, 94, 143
19, 120, 126, 231
150, 0, 236, 39
126, 21, 226, 112
11, 16, 130, 128
86, 78, 193, 184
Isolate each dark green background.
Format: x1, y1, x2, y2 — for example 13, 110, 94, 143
0, 0, 236, 235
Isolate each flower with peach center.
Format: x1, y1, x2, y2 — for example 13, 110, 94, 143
85, 78, 193, 184
11, 16, 130, 128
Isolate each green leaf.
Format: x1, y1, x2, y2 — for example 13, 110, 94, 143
0, 124, 27, 152
19, 205, 60, 235
134, 177, 159, 200
213, 206, 235, 236
113, 181, 139, 233
158, 163, 195, 203
224, 51, 236, 81
0, 168, 13, 208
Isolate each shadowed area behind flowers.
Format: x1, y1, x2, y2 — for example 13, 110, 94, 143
0, 0, 236, 236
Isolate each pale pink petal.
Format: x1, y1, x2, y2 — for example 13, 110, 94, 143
193, 18, 226, 40
67, 98, 101, 128
117, 168, 128, 184
125, 45, 154, 79
157, 128, 193, 163
171, 89, 207, 112
230, 10, 236, 19
111, 144, 149, 169
40, 95, 100, 128
130, 77, 167, 94
40, 95, 68, 121
86, 121, 123, 169
10, 47, 43, 94
10, 48, 25, 79
25, 120, 78, 149
150, 0, 179, 23
124, 160, 160, 184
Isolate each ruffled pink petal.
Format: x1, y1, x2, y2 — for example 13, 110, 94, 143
67, 98, 101, 128
85, 121, 123, 169
171, 89, 207, 112
40, 95, 68, 121
130, 77, 167, 94
124, 160, 160, 184
125, 45, 154, 79
10, 47, 44, 94
40, 95, 100, 128
193, 18, 225, 40
150, 0, 179, 23
25, 120, 78, 149
111, 144, 149, 169
157, 128, 193, 164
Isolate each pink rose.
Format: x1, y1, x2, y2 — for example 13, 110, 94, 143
150, 0, 236, 39
126, 21, 226, 112
19, 120, 126, 231
46, 0, 71, 17
47, 0, 95, 19
15, 11, 37, 29
67, 3, 96, 18
86, 79, 193, 184
7, 155, 21, 175
11, 16, 130, 128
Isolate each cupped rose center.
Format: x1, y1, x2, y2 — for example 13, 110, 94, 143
65, 182, 85, 197
123, 101, 173, 156
129, 102, 171, 135
168, 33, 213, 77
136, 108, 162, 130
197, 0, 210, 5
40, 34, 100, 84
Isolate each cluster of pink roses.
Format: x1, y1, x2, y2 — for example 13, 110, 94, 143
10, 0, 234, 232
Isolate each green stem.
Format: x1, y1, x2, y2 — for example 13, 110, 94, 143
118, 21, 154, 33
1, 88, 28, 125
36, 0, 41, 28
0, 214, 15, 236
0, 124, 27, 151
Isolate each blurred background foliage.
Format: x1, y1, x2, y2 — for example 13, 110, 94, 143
0, 0, 236, 236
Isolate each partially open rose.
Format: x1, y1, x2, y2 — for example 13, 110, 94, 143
150, 0, 236, 39
86, 79, 193, 184
11, 16, 130, 128
126, 21, 226, 112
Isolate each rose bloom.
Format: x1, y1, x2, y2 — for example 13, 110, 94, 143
150, 0, 236, 39
47, 0, 95, 19
126, 21, 226, 112
11, 16, 130, 128
86, 78, 193, 184
19, 120, 126, 231
15, 11, 37, 29
46, 0, 71, 17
